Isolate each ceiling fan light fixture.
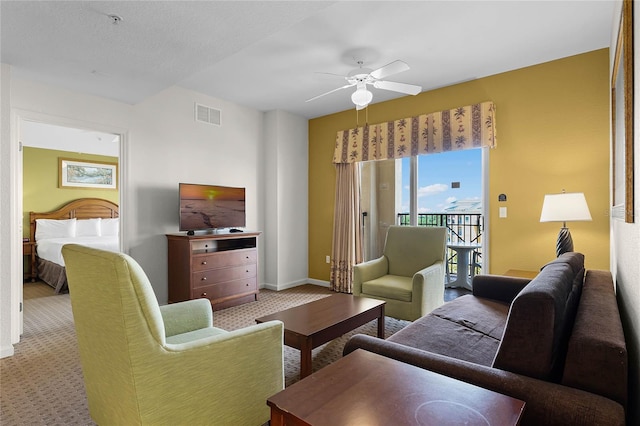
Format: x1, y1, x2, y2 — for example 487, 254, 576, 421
351, 85, 373, 107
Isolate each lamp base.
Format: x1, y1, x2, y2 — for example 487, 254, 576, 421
556, 227, 574, 257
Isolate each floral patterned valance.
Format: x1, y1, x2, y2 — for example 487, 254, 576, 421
333, 101, 496, 164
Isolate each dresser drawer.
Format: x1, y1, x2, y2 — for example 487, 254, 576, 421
193, 263, 256, 286
192, 249, 257, 272
193, 278, 257, 300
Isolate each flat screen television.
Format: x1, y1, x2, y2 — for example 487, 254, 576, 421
179, 183, 246, 234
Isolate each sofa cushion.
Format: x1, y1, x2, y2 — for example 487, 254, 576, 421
493, 253, 584, 381
388, 295, 510, 366
541, 251, 584, 275
362, 275, 413, 302
562, 270, 628, 407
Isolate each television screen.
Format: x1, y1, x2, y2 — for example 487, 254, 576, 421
179, 183, 246, 232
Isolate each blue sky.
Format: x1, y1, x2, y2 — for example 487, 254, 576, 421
401, 149, 482, 213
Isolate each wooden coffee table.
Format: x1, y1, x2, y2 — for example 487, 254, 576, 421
267, 349, 526, 426
255, 294, 385, 379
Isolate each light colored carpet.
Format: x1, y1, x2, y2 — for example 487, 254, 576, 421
1, 282, 414, 425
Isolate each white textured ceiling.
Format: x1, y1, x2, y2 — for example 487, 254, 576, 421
21, 120, 120, 156
1, 1, 616, 119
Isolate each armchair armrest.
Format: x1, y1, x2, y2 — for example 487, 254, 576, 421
471, 274, 531, 303
344, 335, 624, 426
353, 256, 388, 294
160, 298, 213, 337
412, 261, 445, 313
153, 320, 285, 425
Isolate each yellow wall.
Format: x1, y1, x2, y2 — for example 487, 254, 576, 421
309, 49, 610, 280
23, 147, 119, 238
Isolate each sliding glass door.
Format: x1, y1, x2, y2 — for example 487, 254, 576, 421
360, 148, 486, 283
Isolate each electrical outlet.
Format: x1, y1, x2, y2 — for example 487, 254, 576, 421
325, 255, 330, 264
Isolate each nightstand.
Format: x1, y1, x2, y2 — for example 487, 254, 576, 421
23, 241, 36, 282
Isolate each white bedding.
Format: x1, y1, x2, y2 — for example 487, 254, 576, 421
36, 236, 120, 266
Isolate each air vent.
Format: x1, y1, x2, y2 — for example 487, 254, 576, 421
195, 103, 221, 126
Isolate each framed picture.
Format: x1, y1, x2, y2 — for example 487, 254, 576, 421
611, 0, 634, 223
59, 158, 118, 190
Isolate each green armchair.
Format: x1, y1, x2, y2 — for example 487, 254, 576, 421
353, 226, 447, 321
62, 244, 283, 426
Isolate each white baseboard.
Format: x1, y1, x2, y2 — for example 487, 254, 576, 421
260, 278, 330, 292
0, 344, 15, 359
307, 278, 330, 288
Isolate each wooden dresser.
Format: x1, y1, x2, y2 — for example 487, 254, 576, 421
166, 232, 260, 310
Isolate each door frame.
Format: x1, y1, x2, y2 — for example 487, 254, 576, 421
9, 108, 127, 345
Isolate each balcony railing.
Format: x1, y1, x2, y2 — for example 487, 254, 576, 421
397, 213, 483, 279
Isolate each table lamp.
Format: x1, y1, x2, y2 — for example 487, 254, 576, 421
540, 191, 592, 257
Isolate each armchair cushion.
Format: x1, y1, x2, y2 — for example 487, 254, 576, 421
362, 275, 413, 302
353, 256, 389, 292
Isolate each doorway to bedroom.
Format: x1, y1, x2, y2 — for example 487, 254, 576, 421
20, 120, 121, 296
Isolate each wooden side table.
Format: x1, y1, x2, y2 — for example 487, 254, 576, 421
23, 241, 37, 282
267, 349, 525, 426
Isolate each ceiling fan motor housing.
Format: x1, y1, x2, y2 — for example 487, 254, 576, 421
347, 68, 374, 85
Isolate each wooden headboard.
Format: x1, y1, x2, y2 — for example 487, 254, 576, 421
29, 198, 119, 242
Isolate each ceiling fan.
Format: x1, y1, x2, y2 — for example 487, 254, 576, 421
306, 60, 422, 110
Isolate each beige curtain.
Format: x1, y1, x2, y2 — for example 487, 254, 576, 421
333, 101, 496, 164
330, 163, 362, 293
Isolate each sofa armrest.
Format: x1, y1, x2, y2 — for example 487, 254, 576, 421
344, 335, 624, 426
472, 274, 531, 303
353, 256, 388, 295
160, 298, 213, 337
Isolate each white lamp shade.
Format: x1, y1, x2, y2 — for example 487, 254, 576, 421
540, 192, 592, 222
351, 86, 373, 107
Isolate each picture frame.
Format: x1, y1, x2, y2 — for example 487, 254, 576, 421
59, 158, 118, 190
611, 0, 634, 223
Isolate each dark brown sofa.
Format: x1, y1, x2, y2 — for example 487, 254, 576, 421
344, 252, 628, 425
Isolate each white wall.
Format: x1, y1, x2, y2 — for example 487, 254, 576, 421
0, 63, 16, 357
2, 72, 310, 356
125, 85, 266, 303
263, 110, 309, 289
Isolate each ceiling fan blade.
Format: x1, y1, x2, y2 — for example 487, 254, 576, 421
369, 60, 410, 80
373, 80, 422, 95
306, 83, 355, 102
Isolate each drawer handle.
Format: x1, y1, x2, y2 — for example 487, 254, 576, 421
201, 292, 207, 297
201, 277, 207, 281
202, 261, 207, 265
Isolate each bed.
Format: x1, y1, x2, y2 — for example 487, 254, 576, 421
29, 198, 119, 294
